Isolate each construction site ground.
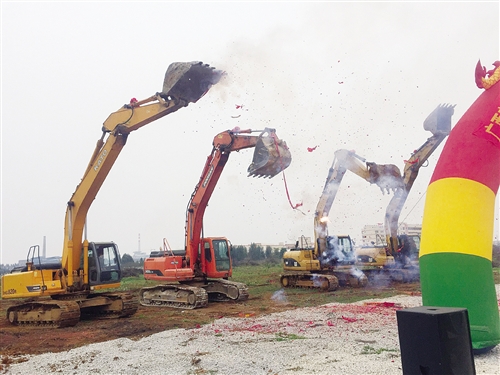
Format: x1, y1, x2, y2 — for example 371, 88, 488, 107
0, 279, 422, 359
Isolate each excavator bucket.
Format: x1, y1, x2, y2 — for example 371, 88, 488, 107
247, 135, 292, 178
423, 103, 454, 136
161, 61, 225, 103
366, 162, 404, 193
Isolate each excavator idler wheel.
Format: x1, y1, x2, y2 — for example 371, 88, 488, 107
187, 293, 196, 306
349, 273, 369, 288
316, 278, 330, 290
8, 310, 16, 324
327, 276, 339, 291
280, 276, 290, 288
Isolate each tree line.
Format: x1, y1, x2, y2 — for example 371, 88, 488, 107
120, 243, 289, 267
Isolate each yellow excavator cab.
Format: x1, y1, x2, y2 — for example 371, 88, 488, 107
161, 61, 225, 103
248, 136, 292, 178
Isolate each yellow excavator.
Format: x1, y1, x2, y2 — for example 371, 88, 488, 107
1, 61, 223, 327
280, 104, 454, 290
355, 104, 454, 281
280, 148, 405, 291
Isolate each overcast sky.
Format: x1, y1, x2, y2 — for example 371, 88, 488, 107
1, 1, 499, 265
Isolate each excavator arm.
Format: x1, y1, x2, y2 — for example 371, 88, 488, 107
62, 62, 224, 288
185, 128, 291, 272
384, 104, 454, 259
314, 149, 403, 259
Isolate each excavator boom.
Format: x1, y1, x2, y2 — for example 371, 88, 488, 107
314, 149, 403, 259
355, 103, 453, 282
62, 62, 224, 285
187, 128, 291, 267
384, 103, 454, 258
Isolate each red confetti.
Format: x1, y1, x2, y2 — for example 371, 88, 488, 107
342, 316, 358, 323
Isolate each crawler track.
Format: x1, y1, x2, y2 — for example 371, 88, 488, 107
79, 293, 139, 319
280, 272, 340, 291
204, 279, 249, 302
7, 300, 81, 328
139, 284, 209, 309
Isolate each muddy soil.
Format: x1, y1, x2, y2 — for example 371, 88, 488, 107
0, 283, 421, 358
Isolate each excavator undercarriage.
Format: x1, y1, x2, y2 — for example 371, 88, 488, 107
6, 292, 138, 327
139, 279, 249, 310
280, 267, 368, 292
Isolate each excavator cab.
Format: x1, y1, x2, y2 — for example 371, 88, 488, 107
161, 61, 225, 103
248, 132, 292, 178
87, 242, 122, 285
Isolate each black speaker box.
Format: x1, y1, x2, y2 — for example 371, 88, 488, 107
396, 306, 475, 375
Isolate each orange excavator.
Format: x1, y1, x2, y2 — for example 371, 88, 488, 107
1, 62, 223, 327
140, 128, 292, 309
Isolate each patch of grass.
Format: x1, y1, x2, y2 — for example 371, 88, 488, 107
274, 333, 306, 341
360, 345, 398, 355
114, 265, 422, 309
116, 275, 156, 291
115, 265, 495, 309
286, 367, 304, 372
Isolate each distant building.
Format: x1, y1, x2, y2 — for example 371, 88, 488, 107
361, 223, 422, 246
361, 224, 386, 246
132, 251, 149, 261
244, 237, 314, 251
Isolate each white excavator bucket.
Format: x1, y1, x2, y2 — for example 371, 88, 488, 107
423, 103, 454, 136
161, 61, 225, 103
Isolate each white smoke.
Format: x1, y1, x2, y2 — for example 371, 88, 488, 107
271, 289, 288, 303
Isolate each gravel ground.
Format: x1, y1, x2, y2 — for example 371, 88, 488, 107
5, 286, 500, 375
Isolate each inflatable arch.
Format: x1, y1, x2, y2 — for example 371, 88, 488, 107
420, 60, 500, 351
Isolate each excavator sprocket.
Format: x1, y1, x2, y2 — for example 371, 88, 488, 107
6, 300, 81, 328
280, 272, 339, 292
202, 279, 250, 302
139, 284, 209, 309
162, 61, 224, 104
79, 293, 139, 320
333, 268, 369, 288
